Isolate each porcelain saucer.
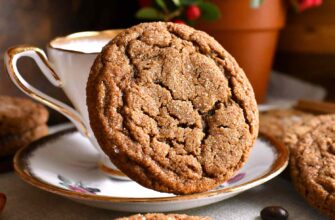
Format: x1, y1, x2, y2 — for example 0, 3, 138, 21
14, 128, 288, 212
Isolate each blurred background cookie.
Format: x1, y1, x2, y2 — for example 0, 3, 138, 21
260, 108, 316, 180
0, 96, 48, 171
116, 213, 212, 220
260, 108, 314, 141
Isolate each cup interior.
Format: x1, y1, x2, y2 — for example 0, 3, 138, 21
49, 30, 123, 53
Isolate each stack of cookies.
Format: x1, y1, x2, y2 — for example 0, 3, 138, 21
260, 108, 335, 219
86, 22, 259, 195
0, 96, 48, 171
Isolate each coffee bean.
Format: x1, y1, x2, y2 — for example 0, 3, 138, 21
0, 193, 6, 213
260, 206, 289, 220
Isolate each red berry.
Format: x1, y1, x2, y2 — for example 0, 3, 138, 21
138, 0, 152, 8
173, 19, 186, 24
186, 5, 201, 21
313, 0, 323, 6
297, 0, 322, 11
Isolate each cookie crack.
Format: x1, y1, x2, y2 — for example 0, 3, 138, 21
140, 39, 173, 49
118, 51, 194, 159
101, 80, 111, 119
118, 90, 139, 143
155, 81, 175, 99
169, 30, 252, 133
168, 29, 255, 180
198, 101, 222, 147
153, 80, 200, 125
225, 75, 252, 133
151, 45, 229, 177
177, 123, 196, 129
124, 43, 140, 79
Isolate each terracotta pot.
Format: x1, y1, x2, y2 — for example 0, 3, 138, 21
197, 0, 286, 103
279, 0, 335, 54
275, 0, 335, 100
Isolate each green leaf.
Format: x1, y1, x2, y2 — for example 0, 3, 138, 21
198, 2, 221, 21
155, 0, 168, 11
171, 0, 181, 6
180, 0, 201, 6
136, 7, 164, 20
250, 0, 264, 8
187, 20, 196, 27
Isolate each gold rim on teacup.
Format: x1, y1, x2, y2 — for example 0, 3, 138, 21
48, 29, 124, 54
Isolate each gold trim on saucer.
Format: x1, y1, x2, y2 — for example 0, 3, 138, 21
14, 128, 289, 203
98, 163, 128, 178
48, 30, 124, 54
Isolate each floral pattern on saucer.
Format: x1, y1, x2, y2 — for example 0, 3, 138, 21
215, 173, 246, 190
227, 173, 246, 184
58, 175, 100, 194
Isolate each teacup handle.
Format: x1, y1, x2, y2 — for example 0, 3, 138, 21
5, 45, 88, 136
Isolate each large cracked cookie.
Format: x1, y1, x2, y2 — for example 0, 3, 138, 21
285, 115, 335, 219
87, 22, 258, 194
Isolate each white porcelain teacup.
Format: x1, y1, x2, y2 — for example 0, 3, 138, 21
5, 30, 129, 179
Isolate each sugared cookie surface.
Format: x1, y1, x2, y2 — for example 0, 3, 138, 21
285, 115, 335, 219
87, 22, 258, 194
115, 213, 211, 220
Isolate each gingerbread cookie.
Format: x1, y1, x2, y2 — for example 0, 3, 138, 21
87, 22, 258, 194
115, 213, 211, 220
285, 115, 335, 219
0, 96, 48, 158
0, 96, 48, 135
0, 124, 48, 157
260, 108, 313, 141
